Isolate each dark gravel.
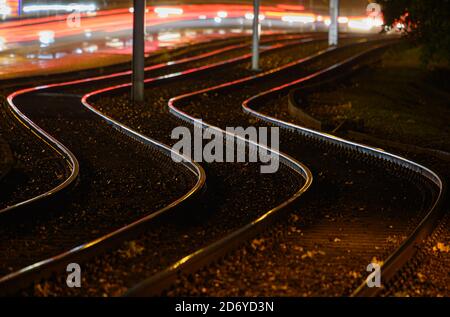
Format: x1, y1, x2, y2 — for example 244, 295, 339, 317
0, 100, 68, 211
15, 33, 335, 296
256, 49, 450, 297
10, 35, 406, 297
66, 32, 315, 96
2, 34, 317, 285
0, 136, 13, 181
349, 144, 449, 298
385, 155, 449, 297
93, 37, 334, 143
28, 159, 302, 296
0, 35, 257, 211
162, 40, 433, 296
382, 211, 449, 297
0, 91, 197, 277
149, 32, 305, 64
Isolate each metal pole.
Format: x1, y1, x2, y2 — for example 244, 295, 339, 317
329, 0, 339, 46
132, 0, 146, 103
251, 0, 260, 71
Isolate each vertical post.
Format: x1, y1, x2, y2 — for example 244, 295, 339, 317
329, 0, 339, 46
18, 0, 23, 16
251, 0, 260, 71
310, 0, 316, 32
132, 0, 146, 103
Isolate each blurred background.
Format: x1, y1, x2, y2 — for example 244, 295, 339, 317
1, 1, 370, 20
0, 1, 381, 79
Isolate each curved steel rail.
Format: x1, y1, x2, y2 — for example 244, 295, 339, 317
123, 90, 313, 296
0, 32, 318, 294
122, 55, 321, 297
123, 38, 443, 296
1, 32, 312, 216
0, 32, 252, 89
239, 43, 445, 297
92, 37, 380, 296
0, 67, 210, 297
0, 32, 312, 90
83, 35, 364, 296
3, 87, 80, 216
90, 37, 444, 297
1, 87, 206, 296
3, 34, 373, 295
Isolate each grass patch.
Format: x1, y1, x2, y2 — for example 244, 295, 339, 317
307, 43, 450, 151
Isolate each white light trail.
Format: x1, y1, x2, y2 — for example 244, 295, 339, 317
281, 15, 315, 23
154, 7, 183, 18
23, 4, 96, 13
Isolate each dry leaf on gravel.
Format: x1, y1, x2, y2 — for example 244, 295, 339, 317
432, 242, 450, 253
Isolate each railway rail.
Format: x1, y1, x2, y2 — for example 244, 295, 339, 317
124, 39, 443, 296
0, 31, 314, 91
0, 32, 253, 90
67, 35, 426, 296
72, 36, 375, 297
2, 32, 441, 296
1, 33, 319, 295
0, 32, 314, 215
1, 81, 206, 294
240, 44, 445, 296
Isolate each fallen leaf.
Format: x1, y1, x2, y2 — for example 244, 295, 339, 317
433, 242, 450, 253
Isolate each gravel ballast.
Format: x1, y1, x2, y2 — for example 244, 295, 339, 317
0, 100, 69, 211
12, 35, 316, 296
0, 91, 198, 277
161, 40, 433, 296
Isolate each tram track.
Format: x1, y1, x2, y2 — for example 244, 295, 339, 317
39, 36, 402, 296
242, 44, 445, 296
2, 33, 434, 297
0, 32, 315, 215
0, 78, 205, 295
1, 33, 319, 295
123, 39, 443, 296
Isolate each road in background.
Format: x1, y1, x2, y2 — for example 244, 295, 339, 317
0, 3, 382, 79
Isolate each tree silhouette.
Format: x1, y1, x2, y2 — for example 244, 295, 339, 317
379, 0, 450, 64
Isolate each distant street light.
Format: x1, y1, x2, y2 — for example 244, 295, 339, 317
132, 0, 146, 103
329, 0, 339, 46
252, 0, 260, 71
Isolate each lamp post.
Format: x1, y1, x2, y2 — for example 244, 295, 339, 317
252, 0, 260, 71
132, 0, 146, 103
329, 0, 339, 46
